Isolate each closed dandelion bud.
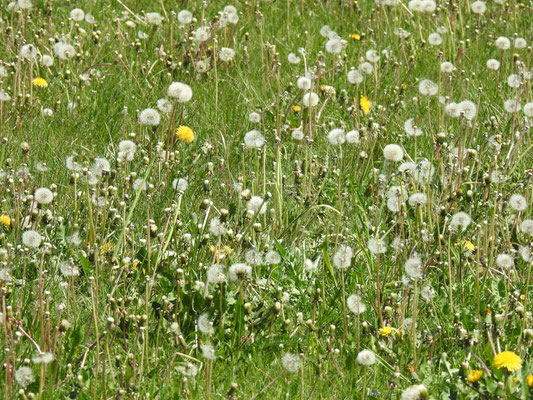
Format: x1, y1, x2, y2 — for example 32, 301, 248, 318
20, 142, 30, 153
384, 306, 393, 315
494, 313, 504, 325
274, 302, 282, 312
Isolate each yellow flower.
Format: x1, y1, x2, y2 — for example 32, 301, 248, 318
32, 78, 48, 88
458, 240, 476, 251
176, 126, 194, 143
292, 105, 301, 113
0, 215, 11, 227
360, 95, 371, 115
493, 351, 522, 372
100, 242, 114, 256
467, 370, 483, 383
349, 34, 361, 40
401, 83, 407, 90
527, 374, 533, 387
378, 326, 398, 336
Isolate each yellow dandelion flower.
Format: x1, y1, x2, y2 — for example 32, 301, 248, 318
401, 83, 407, 90
32, 78, 48, 88
100, 242, 114, 256
0, 215, 11, 227
527, 374, 533, 387
176, 126, 194, 143
466, 370, 482, 383
349, 34, 361, 40
493, 351, 522, 372
292, 105, 301, 113
458, 240, 476, 251
408, 365, 415, 373
360, 95, 371, 115
378, 326, 398, 337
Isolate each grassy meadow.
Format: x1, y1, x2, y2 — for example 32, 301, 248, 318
1, 0, 533, 398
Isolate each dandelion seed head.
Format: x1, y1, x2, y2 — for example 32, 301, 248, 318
347, 294, 366, 314
167, 82, 193, 102
356, 350, 376, 366
281, 353, 302, 372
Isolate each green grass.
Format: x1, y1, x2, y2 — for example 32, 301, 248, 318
0, 0, 533, 399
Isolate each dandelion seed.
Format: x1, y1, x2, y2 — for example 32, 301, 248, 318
32, 352, 54, 364
514, 38, 527, 49
209, 217, 225, 236
281, 353, 302, 372
139, 108, 160, 126
198, 313, 215, 335
327, 128, 346, 146
201, 344, 216, 360
509, 194, 527, 211
418, 79, 438, 96
157, 98, 172, 113
60, 260, 79, 277
167, 82, 193, 102
440, 61, 454, 73
450, 211, 472, 231
228, 263, 252, 282
244, 130, 265, 148
347, 294, 366, 314
486, 58, 500, 70
368, 237, 387, 254
177, 10, 193, 24
400, 384, 429, 400
470, 1, 486, 14
503, 99, 521, 113
405, 255, 423, 279
496, 253, 514, 270
288, 53, 301, 64
358, 62, 373, 75
22, 230, 42, 248
15, 366, 34, 388
265, 250, 281, 265
428, 32, 442, 46
408, 193, 427, 206
356, 350, 376, 366
70, 8, 85, 21
520, 219, 533, 235
302, 92, 319, 108
207, 264, 226, 284
495, 36, 511, 50
383, 144, 404, 162
219, 47, 235, 62
297, 76, 312, 90
347, 69, 363, 84
333, 245, 353, 269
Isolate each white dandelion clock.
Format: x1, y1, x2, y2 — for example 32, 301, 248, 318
201, 344, 216, 360
358, 62, 373, 75
302, 92, 319, 108
503, 99, 521, 113
139, 108, 160, 126
509, 194, 527, 211
458, 100, 477, 119
22, 230, 42, 248
219, 47, 235, 62
471, 1, 486, 14
249, 112, 261, 123
168, 82, 193, 102
247, 196, 267, 214
118, 140, 137, 161
368, 237, 387, 254
292, 130, 304, 141
404, 256, 423, 279
228, 263, 252, 282
383, 144, 404, 162
496, 253, 514, 270
523, 103, 533, 117
297, 77, 312, 90
157, 98, 173, 113
198, 313, 215, 335
346, 130, 360, 144
244, 130, 265, 148
70, 8, 85, 21
400, 384, 429, 400
288, 53, 301, 64
520, 220, 533, 235
15, 366, 34, 388
281, 353, 302, 373
245, 249, 263, 265
418, 79, 438, 96
34, 187, 54, 204
347, 69, 364, 84
356, 350, 376, 366
265, 251, 281, 265
327, 128, 346, 146
177, 10, 193, 24
440, 61, 454, 73
333, 245, 353, 269
514, 38, 527, 49
450, 211, 472, 231
404, 118, 423, 137
486, 59, 500, 70
428, 32, 442, 46
495, 36, 511, 50
366, 49, 380, 63
347, 294, 366, 314
207, 264, 226, 284
209, 217, 226, 236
